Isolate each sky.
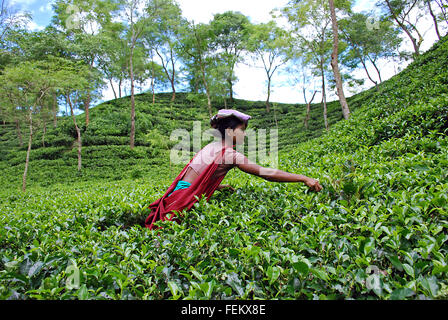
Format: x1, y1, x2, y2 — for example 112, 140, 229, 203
8, 0, 442, 107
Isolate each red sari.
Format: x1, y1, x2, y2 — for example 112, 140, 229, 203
145, 144, 231, 230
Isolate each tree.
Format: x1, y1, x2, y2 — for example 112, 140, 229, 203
433, 0, 448, 26
208, 58, 232, 107
424, 0, 448, 39
378, 0, 426, 57
0, 76, 27, 143
0, 0, 30, 43
150, 0, 185, 102
54, 57, 91, 172
51, 0, 119, 126
279, 0, 335, 130
178, 21, 216, 117
5, 26, 75, 128
119, 0, 171, 149
247, 21, 291, 112
340, 12, 402, 90
0, 0, 31, 73
97, 23, 128, 99
210, 11, 251, 105
121, 0, 150, 149
0, 60, 56, 192
329, 0, 351, 120
148, 60, 170, 104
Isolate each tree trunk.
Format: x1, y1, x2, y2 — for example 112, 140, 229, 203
427, 0, 441, 40
199, 61, 212, 117
170, 78, 176, 102
110, 79, 118, 100
385, 0, 421, 56
22, 108, 33, 192
227, 77, 234, 106
84, 92, 90, 127
360, 57, 378, 90
156, 47, 176, 102
129, 46, 136, 150
67, 94, 82, 171
118, 78, 122, 98
42, 117, 46, 148
367, 55, 383, 84
170, 47, 176, 102
435, 0, 448, 26
52, 92, 58, 128
15, 118, 23, 147
151, 61, 155, 105
329, 0, 350, 120
303, 89, 317, 130
266, 76, 272, 113
321, 61, 329, 131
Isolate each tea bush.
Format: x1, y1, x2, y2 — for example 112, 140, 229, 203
0, 35, 447, 300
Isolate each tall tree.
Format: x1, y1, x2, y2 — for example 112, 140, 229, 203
285, 59, 319, 130
424, 0, 448, 39
329, 0, 350, 120
0, 0, 30, 43
54, 57, 91, 172
210, 11, 251, 105
247, 21, 290, 112
120, 0, 150, 149
97, 23, 128, 99
150, 0, 185, 102
433, 0, 448, 25
280, 0, 334, 130
5, 26, 74, 127
340, 12, 402, 89
379, 0, 426, 57
51, 0, 119, 126
0, 60, 56, 192
119, 0, 170, 149
178, 21, 216, 117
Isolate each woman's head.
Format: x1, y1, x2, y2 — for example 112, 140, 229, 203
210, 114, 248, 145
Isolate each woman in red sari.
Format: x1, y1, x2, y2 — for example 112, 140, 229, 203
145, 109, 322, 230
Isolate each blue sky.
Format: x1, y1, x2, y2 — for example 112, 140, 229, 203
8, 0, 439, 106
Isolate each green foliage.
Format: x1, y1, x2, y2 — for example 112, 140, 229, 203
1, 35, 448, 300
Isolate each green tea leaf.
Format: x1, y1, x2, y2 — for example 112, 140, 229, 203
267, 266, 281, 285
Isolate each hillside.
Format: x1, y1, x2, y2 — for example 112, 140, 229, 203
2, 79, 371, 191
0, 35, 447, 300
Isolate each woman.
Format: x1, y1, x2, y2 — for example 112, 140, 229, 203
144, 109, 322, 230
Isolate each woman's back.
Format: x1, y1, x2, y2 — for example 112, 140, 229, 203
187, 141, 251, 180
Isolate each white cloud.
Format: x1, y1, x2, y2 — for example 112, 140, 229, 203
26, 20, 45, 31
39, 3, 53, 13
177, 0, 288, 24
10, 0, 37, 5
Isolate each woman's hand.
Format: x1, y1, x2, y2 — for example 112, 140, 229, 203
304, 178, 323, 192
217, 184, 236, 192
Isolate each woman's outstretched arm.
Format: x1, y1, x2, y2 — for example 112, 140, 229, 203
236, 161, 323, 192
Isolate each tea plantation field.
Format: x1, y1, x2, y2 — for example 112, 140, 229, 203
0, 36, 448, 300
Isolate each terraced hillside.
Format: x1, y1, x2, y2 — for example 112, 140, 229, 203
0, 35, 447, 300
1, 81, 368, 191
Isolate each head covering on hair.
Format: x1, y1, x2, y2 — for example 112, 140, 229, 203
210, 109, 252, 128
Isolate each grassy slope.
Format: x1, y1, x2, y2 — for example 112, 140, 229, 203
0, 35, 447, 300
1, 75, 369, 191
